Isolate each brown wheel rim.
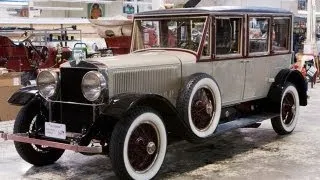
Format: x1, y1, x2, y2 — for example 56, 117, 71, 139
128, 122, 159, 172
191, 87, 215, 131
281, 91, 296, 125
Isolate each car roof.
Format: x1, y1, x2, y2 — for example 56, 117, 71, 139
135, 6, 293, 17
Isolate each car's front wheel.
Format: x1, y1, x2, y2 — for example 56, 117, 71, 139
14, 100, 65, 166
109, 107, 167, 180
271, 83, 300, 135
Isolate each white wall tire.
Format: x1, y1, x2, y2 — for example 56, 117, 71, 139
109, 107, 167, 180
271, 83, 299, 135
177, 73, 222, 142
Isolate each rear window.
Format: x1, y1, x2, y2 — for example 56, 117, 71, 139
272, 18, 290, 51
249, 17, 270, 54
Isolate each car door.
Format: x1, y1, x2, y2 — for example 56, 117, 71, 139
212, 16, 246, 106
242, 57, 271, 100
212, 60, 246, 105
243, 16, 272, 100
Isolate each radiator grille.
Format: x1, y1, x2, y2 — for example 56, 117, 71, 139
60, 67, 95, 103
56, 67, 97, 133
111, 66, 179, 97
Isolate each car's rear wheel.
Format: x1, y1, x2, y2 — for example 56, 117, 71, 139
177, 73, 222, 142
271, 83, 299, 135
109, 107, 167, 180
14, 100, 65, 166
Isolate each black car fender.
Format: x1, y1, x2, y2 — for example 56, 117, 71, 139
101, 93, 192, 138
8, 85, 39, 106
268, 68, 307, 106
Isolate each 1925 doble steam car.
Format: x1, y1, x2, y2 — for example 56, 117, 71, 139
0, 7, 307, 179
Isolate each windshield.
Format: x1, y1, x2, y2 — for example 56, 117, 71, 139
132, 16, 207, 53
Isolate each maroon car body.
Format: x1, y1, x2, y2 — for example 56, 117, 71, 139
0, 35, 71, 72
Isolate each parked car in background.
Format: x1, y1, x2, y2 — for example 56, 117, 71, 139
0, 29, 80, 85
1, 7, 307, 180
89, 17, 133, 55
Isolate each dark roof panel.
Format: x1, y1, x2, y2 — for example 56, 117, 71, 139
135, 6, 293, 16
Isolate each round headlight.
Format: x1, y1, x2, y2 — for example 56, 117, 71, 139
81, 71, 106, 101
37, 70, 58, 98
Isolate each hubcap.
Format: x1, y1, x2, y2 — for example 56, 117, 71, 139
128, 123, 159, 172
191, 87, 215, 131
282, 91, 296, 125
146, 142, 156, 155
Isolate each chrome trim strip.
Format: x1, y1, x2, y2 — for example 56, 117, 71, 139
47, 100, 103, 106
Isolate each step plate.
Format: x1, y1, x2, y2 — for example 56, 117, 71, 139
214, 113, 279, 136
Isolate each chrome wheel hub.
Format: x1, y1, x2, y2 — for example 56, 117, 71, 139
206, 100, 213, 115
146, 142, 156, 155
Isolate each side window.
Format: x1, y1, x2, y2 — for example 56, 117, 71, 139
249, 17, 270, 53
272, 18, 290, 51
141, 21, 160, 48
202, 27, 210, 56
215, 17, 242, 55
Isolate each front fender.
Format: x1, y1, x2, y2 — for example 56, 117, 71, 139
101, 93, 191, 138
8, 86, 38, 106
101, 93, 178, 118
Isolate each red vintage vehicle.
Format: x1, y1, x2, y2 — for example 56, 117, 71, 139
0, 33, 71, 85
89, 18, 133, 55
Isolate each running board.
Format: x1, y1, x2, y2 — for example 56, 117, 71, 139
214, 113, 279, 136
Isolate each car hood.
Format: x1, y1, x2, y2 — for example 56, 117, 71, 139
61, 49, 197, 69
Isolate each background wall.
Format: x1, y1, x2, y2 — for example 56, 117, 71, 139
175, 0, 298, 14
34, 1, 123, 18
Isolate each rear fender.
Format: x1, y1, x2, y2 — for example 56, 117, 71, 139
268, 69, 307, 106
8, 86, 38, 106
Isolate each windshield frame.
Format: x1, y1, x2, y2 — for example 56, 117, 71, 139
130, 15, 209, 57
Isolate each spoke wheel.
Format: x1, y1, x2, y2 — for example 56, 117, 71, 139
281, 92, 296, 126
191, 87, 215, 131
128, 123, 160, 172
271, 83, 300, 135
110, 107, 167, 180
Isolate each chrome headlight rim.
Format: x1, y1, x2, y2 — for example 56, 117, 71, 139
81, 71, 107, 102
36, 70, 58, 98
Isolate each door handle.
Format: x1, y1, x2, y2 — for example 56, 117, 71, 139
240, 60, 251, 63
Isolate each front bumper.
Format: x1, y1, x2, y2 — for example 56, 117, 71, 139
0, 132, 102, 154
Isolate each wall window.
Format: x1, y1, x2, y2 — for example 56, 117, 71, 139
272, 18, 290, 51
249, 17, 269, 53
298, 0, 307, 11
123, 0, 153, 18
215, 17, 242, 55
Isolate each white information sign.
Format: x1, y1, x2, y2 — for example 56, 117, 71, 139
45, 122, 66, 140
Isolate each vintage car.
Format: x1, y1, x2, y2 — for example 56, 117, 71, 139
1, 7, 307, 180
89, 17, 133, 55
0, 33, 71, 85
